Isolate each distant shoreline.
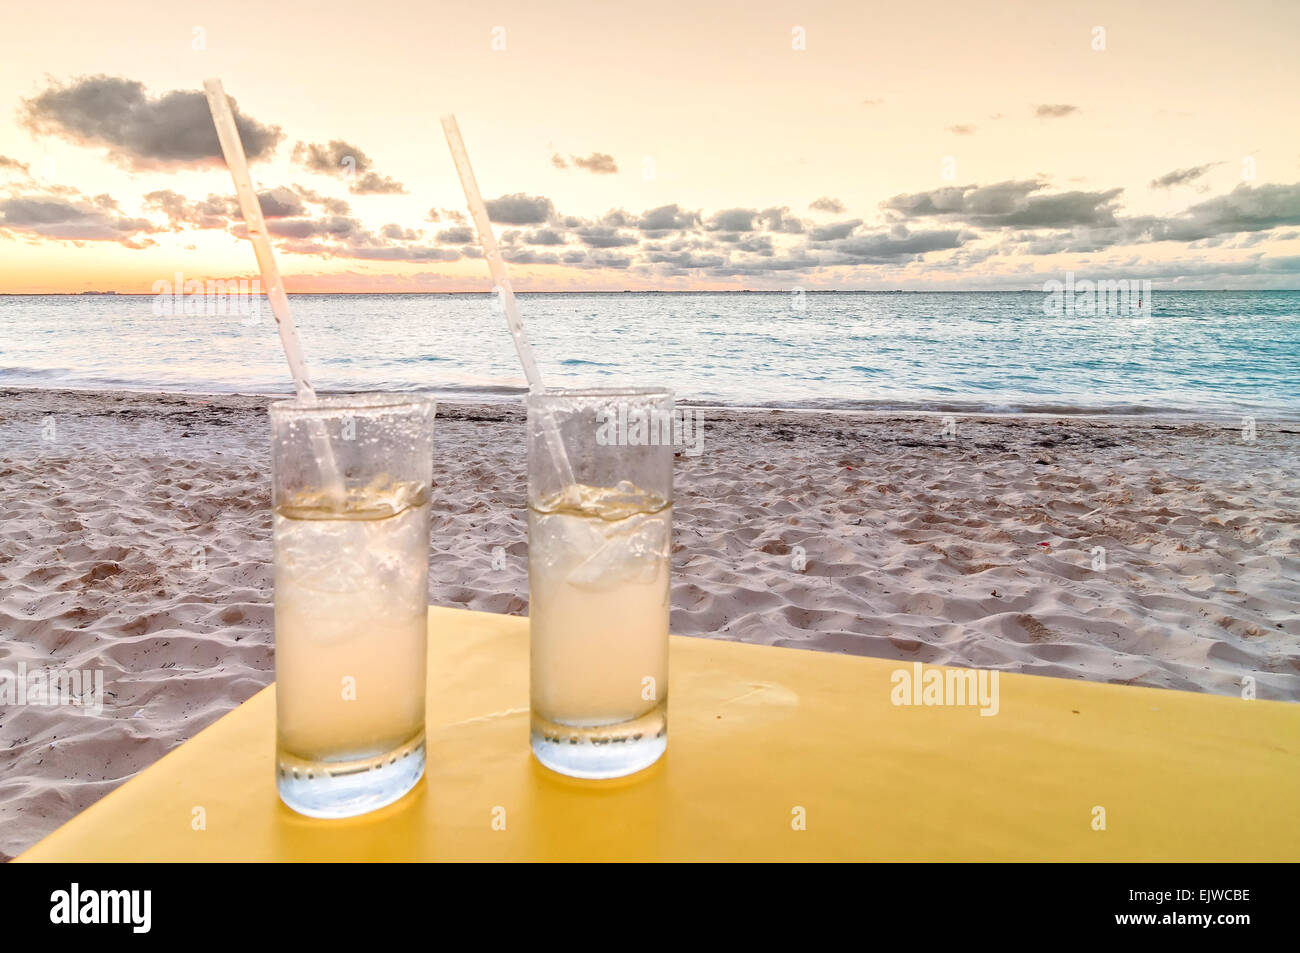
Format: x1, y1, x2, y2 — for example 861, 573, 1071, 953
2, 384, 1296, 423
3, 289, 1299, 297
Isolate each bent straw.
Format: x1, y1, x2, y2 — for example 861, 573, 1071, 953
203, 79, 342, 496
440, 115, 576, 489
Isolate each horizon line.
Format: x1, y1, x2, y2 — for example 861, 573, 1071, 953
3, 288, 1297, 297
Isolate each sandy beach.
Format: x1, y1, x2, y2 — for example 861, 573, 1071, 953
1, 386, 1297, 858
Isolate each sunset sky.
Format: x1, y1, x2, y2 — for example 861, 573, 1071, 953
1, 0, 1298, 292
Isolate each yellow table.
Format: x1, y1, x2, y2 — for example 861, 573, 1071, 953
19, 607, 1300, 861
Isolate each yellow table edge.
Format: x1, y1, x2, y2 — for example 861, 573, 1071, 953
18, 606, 1300, 862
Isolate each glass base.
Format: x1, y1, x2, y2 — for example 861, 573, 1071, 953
530, 703, 667, 779
277, 731, 425, 819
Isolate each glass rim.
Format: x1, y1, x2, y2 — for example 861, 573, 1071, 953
526, 386, 673, 404
269, 392, 436, 416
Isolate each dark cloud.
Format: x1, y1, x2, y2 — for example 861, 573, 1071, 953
883, 180, 1122, 229
637, 204, 699, 231
503, 247, 562, 265
381, 223, 420, 241
485, 193, 554, 224
758, 206, 805, 233
735, 234, 775, 255
293, 139, 366, 174
1034, 103, 1079, 118
0, 192, 153, 243
809, 219, 863, 241
265, 215, 360, 239
588, 250, 632, 268
828, 226, 967, 262
809, 196, 844, 213
291, 139, 406, 194
706, 208, 757, 232
436, 226, 474, 243
571, 152, 618, 174
1150, 163, 1221, 189
524, 228, 566, 245
574, 224, 638, 248
1148, 182, 1300, 240
21, 75, 282, 167
257, 186, 306, 219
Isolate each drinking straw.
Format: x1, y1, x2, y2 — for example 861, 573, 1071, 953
203, 79, 342, 494
440, 115, 576, 488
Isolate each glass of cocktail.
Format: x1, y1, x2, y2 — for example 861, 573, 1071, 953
270, 394, 435, 817
527, 388, 674, 779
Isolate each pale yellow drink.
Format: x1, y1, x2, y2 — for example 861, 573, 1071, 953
274, 482, 429, 813
529, 483, 671, 775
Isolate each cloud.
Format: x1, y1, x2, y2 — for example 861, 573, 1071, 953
809, 219, 863, 241
503, 247, 563, 265
427, 207, 465, 223
883, 179, 1122, 229
142, 184, 347, 230
574, 224, 639, 247
758, 206, 805, 233
485, 193, 554, 224
524, 228, 566, 245
21, 75, 282, 167
346, 172, 402, 194
588, 250, 633, 269
291, 139, 406, 194
435, 226, 474, 243
256, 186, 306, 218
0, 191, 153, 243
1150, 182, 1300, 240
1034, 103, 1079, 118
571, 152, 618, 174
1150, 162, 1221, 189
143, 189, 233, 229
861, 98, 884, 106
706, 208, 757, 232
828, 226, 967, 262
344, 245, 459, 261
265, 215, 360, 239
0, 155, 31, 176
809, 196, 844, 213
637, 204, 699, 231
947, 124, 977, 135
643, 248, 727, 269
381, 223, 420, 241
291, 185, 350, 216
551, 153, 568, 169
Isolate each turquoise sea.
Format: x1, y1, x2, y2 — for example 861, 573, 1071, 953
1, 291, 1297, 416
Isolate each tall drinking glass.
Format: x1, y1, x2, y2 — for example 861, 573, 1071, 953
527, 388, 674, 778
270, 394, 435, 818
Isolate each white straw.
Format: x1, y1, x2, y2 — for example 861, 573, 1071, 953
204, 78, 342, 495
440, 115, 576, 488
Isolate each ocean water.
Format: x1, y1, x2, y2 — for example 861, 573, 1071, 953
1, 291, 1297, 416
